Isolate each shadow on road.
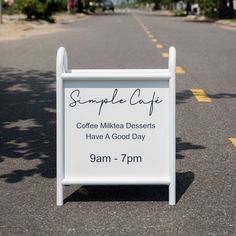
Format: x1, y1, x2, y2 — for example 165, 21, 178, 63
177, 90, 236, 104
141, 13, 176, 18
64, 172, 194, 204
1, 67, 232, 204
64, 138, 202, 203
0, 67, 56, 183
176, 137, 205, 159
94, 12, 130, 17
177, 90, 193, 104
210, 93, 236, 99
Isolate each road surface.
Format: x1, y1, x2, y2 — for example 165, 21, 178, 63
0, 11, 235, 235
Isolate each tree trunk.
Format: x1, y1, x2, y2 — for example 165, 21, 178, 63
77, 0, 84, 13
0, 0, 2, 24
218, 0, 235, 18
229, 0, 235, 18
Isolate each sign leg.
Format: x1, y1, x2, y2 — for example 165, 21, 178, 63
169, 46, 176, 206
56, 47, 67, 206
57, 183, 63, 206
169, 183, 176, 205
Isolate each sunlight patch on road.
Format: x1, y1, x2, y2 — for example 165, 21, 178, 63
191, 89, 212, 102
6, 140, 29, 149
3, 119, 42, 131
6, 84, 31, 92
44, 108, 56, 113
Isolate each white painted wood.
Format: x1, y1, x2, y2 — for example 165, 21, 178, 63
56, 47, 176, 206
168, 47, 176, 205
64, 81, 170, 181
56, 47, 68, 206
62, 178, 171, 185
62, 69, 171, 80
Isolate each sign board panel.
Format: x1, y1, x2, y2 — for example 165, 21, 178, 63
56, 47, 176, 206
64, 80, 169, 181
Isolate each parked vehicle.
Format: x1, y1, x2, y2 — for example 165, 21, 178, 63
102, 1, 114, 12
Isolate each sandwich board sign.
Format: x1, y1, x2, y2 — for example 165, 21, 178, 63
56, 47, 176, 206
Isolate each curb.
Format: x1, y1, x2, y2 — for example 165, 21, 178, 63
0, 13, 88, 42
183, 16, 236, 29
215, 20, 236, 29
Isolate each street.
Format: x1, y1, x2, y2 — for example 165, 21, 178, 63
0, 12, 235, 235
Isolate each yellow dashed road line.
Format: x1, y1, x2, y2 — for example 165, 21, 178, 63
135, 15, 233, 152
191, 89, 212, 102
176, 66, 185, 74
156, 44, 163, 48
134, 15, 186, 74
229, 138, 236, 148
162, 52, 169, 58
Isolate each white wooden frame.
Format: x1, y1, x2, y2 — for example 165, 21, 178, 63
56, 47, 176, 206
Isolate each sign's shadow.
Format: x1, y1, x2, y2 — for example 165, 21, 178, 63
64, 136, 201, 204
64, 172, 194, 203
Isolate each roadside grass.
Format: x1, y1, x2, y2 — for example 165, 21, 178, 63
2, 5, 20, 15
173, 10, 186, 17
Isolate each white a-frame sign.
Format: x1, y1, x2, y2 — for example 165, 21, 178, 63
56, 47, 176, 206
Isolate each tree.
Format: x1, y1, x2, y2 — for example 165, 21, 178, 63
0, 0, 2, 24
77, 0, 84, 12
137, 0, 235, 18
217, 0, 235, 18
17, 0, 67, 21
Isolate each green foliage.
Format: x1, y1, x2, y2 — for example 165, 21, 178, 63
160, 0, 171, 5
54, 0, 67, 11
17, 0, 66, 21
116, 2, 139, 9
173, 10, 186, 16
2, 1, 21, 15
198, 0, 217, 15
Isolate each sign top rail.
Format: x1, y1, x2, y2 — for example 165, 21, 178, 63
61, 69, 171, 81
56, 46, 176, 81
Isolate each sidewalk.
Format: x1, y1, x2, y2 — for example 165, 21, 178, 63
0, 13, 86, 42
216, 19, 236, 29
147, 10, 236, 29
184, 15, 236, 29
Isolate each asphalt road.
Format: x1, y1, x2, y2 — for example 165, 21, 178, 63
0, 11, 235, 235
